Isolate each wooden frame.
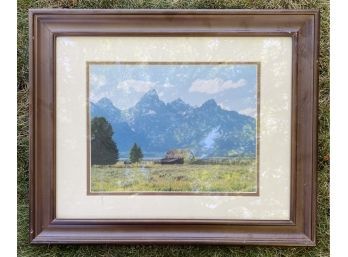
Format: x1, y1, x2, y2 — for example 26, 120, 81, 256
29, 9, 319, 245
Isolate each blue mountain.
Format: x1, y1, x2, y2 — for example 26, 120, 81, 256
90, 89, 256, 158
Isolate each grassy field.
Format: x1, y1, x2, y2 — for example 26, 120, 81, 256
91, 161, 257, 193
18, 0, 329, 256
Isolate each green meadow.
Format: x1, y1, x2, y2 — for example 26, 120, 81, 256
91, 160, 257, 193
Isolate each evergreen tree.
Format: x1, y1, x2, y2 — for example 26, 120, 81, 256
91, 117, 119, 165
137, 145, 144, 160
129, 143, 143, 163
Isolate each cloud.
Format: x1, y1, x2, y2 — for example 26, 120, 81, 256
189, 78, 246, 94
90, 73, 106, 88
217, 102, 231, 111
239, 107, 256, 118
163, 82, 175, 88
116, 79, 155, 93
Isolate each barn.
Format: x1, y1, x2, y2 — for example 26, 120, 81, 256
155, 149, 195, 165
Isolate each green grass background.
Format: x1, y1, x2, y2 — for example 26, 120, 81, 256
17, 0, 329, 256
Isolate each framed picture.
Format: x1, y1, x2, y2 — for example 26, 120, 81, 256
29, 9, 319, 245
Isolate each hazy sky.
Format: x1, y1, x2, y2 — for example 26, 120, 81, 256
89, 63, 257, 117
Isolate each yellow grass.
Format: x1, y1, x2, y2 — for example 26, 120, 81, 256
91, 161, 257, 193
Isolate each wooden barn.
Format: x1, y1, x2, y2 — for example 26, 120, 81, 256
156, 157, 184, 165
155, 149, 195, 165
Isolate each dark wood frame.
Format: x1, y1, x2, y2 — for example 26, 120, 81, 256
29, 9, 319, 245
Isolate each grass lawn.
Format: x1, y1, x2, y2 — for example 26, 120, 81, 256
91, 161, 257, 193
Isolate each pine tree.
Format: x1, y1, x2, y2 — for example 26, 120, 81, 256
137, 145, 144, 160
129, 143, 143, 163
91, 117, 119, 165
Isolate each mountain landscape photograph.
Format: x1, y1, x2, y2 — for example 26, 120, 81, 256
88, 63, 258, 194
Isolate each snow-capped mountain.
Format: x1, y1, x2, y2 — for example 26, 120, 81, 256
91, 89, 256, 158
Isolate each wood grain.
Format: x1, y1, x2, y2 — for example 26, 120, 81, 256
29, 9, 319, 245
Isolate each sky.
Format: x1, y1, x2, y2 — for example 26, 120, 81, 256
89, 63, 257, 117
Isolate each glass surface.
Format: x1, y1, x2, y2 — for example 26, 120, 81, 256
56, 37, 292, 220
88, 63, 258, 194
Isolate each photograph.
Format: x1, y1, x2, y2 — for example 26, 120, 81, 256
88, 62, 259, 194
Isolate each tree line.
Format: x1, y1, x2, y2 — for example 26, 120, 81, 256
91, 117, 143, 165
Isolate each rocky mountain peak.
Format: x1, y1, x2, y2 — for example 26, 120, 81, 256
201, 99, 220, 109
97, 97, 114, 107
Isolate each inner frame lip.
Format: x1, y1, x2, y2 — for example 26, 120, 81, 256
86, 61, 261, 196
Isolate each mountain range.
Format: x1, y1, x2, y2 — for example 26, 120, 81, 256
90, 89, 256, 158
